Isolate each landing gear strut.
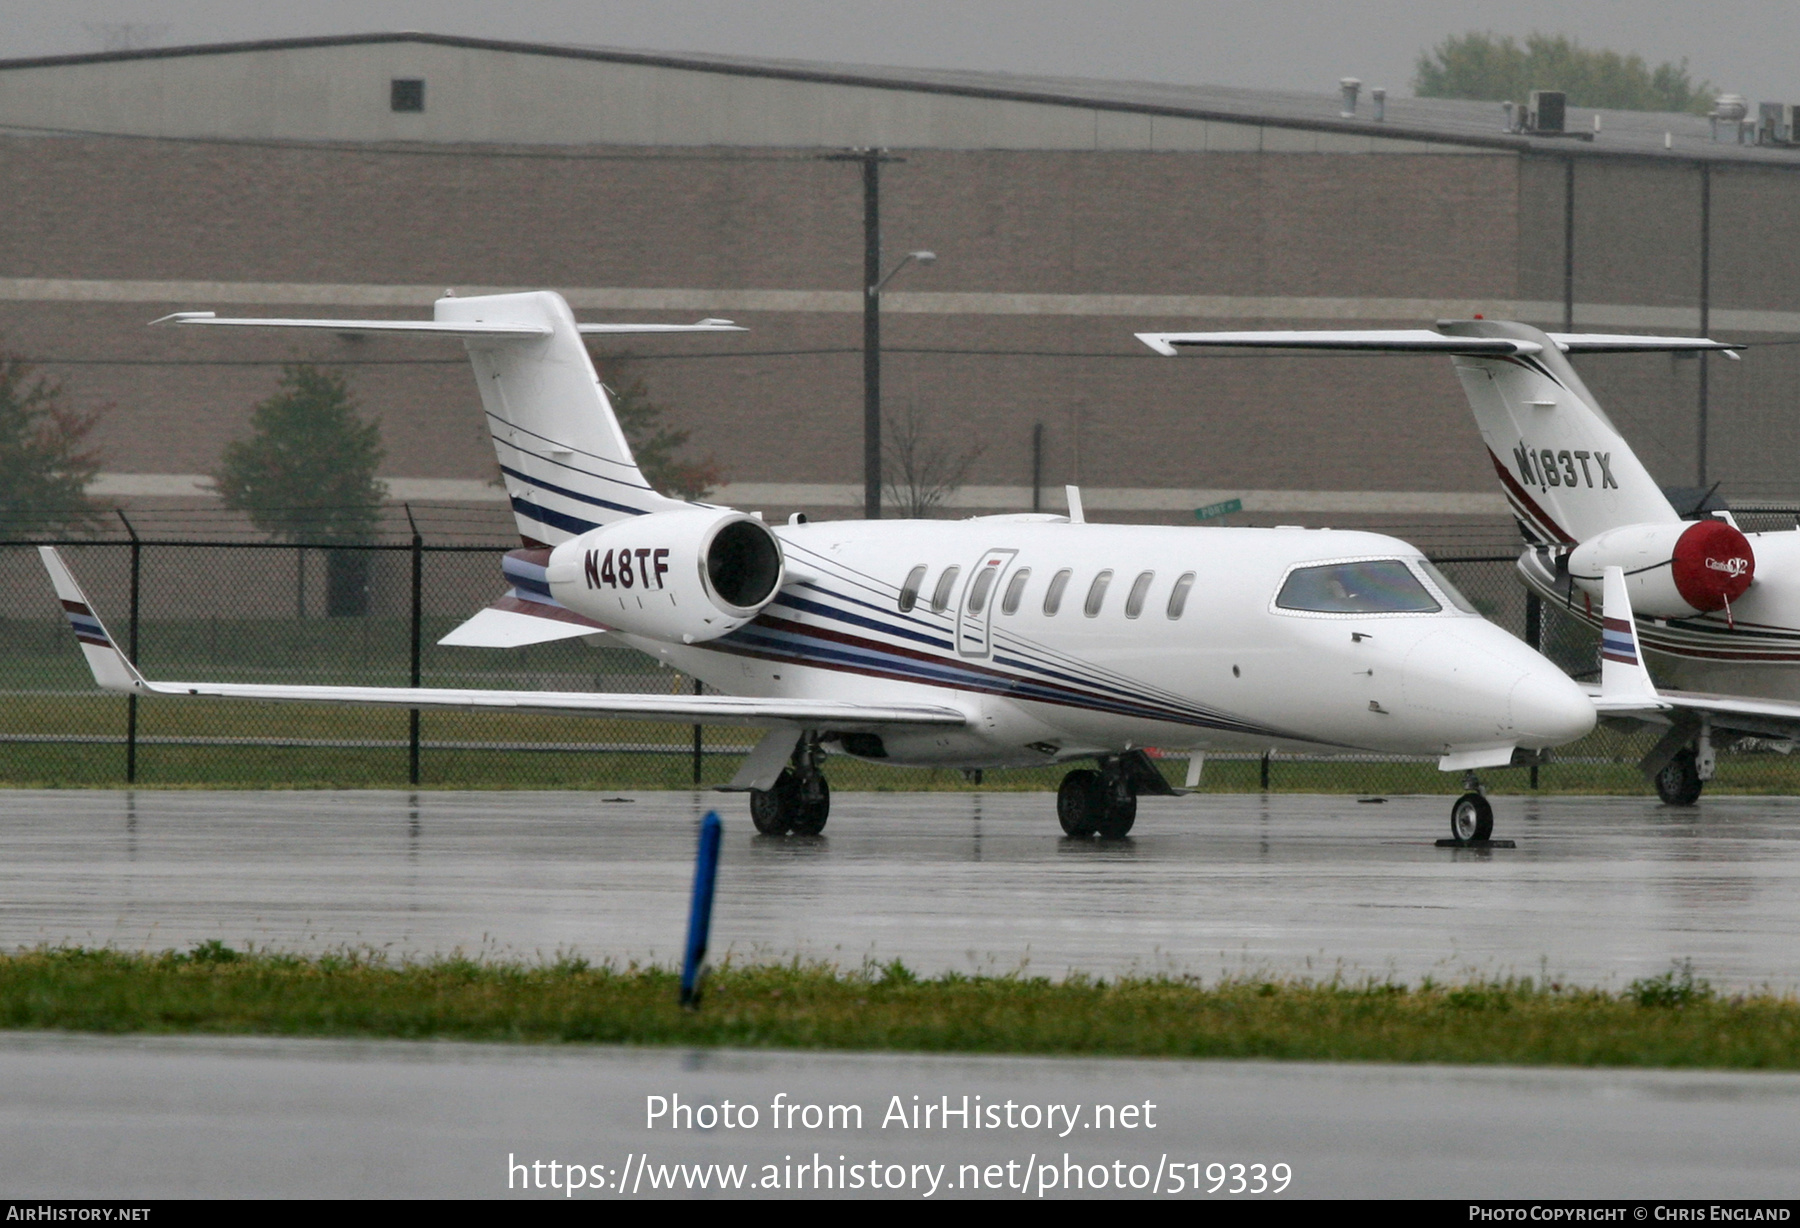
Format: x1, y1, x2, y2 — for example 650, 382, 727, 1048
1057, 757, 1138, 838
749, 733, 830, 836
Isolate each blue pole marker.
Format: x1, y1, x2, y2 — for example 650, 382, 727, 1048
679, 811, 723, 1008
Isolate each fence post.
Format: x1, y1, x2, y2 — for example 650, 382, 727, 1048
1260, 750, 1271, 791
406, 505, 422, 786
1524, 592, 1542, 789
118, 511, 140, 784
691, 677, 705, 785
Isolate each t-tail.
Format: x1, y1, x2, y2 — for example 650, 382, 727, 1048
156, 292, 745, 547
1137, 321, 1740, 546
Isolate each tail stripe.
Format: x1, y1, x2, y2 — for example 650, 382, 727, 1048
497, 463, 648, 519
511, 497, 599, 538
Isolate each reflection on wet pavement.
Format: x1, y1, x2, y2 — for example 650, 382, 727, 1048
5, 789, 1800, 987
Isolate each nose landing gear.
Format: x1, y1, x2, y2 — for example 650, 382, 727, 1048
749, 733, 830, 836
1437, 771, 1514, 847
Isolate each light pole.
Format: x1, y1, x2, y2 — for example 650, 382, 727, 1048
864, 246, 935, 518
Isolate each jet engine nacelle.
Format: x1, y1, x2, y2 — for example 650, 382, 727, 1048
544, 508, 784, 643
1568, 519, 1754, 616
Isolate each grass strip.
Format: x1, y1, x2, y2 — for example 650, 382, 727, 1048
3, 946, 1797, 1070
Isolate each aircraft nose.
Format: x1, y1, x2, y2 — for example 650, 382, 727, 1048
1508, 667, 1596, 746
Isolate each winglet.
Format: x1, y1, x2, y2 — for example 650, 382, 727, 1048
1597, 564, 1666, 710
37, 547, 145, 693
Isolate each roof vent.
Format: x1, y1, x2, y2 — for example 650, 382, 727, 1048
1339, 78, 1361, 118
1370, 87, 1386, 122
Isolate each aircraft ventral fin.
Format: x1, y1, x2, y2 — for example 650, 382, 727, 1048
37, 548, 963, 732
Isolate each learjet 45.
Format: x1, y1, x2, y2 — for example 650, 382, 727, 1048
43, 292, 1595, 842
1138, 318, 1800, 805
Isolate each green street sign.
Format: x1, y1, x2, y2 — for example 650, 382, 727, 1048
1193, 498, 1243, 521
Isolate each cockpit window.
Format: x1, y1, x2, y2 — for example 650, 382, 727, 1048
1416, 559, 1481, 615
1276, 559, 1441, 614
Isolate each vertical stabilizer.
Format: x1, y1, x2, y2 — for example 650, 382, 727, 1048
1437, 319, 1679, 545
435, 291, 691, 545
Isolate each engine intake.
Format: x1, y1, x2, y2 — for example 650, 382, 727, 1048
1568, 518, 1754, 617
544, 509, 785, 643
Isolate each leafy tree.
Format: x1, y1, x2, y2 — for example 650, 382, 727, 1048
595, 360, 724, 500
1415, 32, 1715, 115
213, 364, 386, 616
0, 357, 103, 541
883, 402, 984, 519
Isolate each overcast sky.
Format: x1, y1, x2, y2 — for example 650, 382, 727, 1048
4, 1, 1797, 107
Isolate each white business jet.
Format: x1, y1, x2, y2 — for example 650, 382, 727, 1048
1138, 318, 1796, 805
42, 292, 1594, 843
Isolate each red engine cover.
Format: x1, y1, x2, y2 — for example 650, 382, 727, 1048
1671, 519, 1754, 611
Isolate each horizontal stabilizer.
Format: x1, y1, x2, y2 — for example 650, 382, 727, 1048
1546, 333, 1740, 356
1137, 330, 1541, 356
1138, 326, 1741, 359
152, 312, 745, 339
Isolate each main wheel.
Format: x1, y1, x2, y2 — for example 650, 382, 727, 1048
750, 770, 800, 835
789, 774, 830, 836
1095, 789, 1137, 838
1655, 747, 1703, 806
1057, 769, 1103, 837
1450, 792, 1494, 843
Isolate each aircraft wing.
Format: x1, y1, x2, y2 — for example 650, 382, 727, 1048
37, 547, 965, 732
1585, 683, 1800, 739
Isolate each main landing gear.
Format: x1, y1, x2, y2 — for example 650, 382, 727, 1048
1648, 716, 1713, 807
1057, 751, 1176, 839
750, 733, 830, 836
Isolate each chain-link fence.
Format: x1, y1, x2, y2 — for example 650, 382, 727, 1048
3, 538, 1792, 795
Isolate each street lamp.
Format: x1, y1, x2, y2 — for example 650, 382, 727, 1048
864, 249, 936, 518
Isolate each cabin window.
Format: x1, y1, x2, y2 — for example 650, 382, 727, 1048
966, 564, 999, 615
1167, 572, 1196, 619
898, 565, 927, 612
930, 566, 961, 614
1416, 559, 1481, 614
1001, 568, 1030, 615
1276, 559, 1440, 614
1124, 571, 1154, 618
1084, 570, 1114, 617
1043, 569, 1072, 615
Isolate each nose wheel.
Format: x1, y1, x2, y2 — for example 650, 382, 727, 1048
1449, 791, 1494, 843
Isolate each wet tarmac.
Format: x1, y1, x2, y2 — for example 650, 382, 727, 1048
4, 788, 1800, 988
4, 1032, 1799, 1199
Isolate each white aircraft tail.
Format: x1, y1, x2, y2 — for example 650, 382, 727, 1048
438, 292, 689, 545
1138, 321, 1740, 546
158, 293, 746, 546
1435, 320, 1678, 546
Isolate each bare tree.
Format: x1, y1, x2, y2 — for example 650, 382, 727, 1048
882, 402, 983, 519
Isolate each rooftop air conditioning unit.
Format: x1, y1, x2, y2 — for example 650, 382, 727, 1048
1758, 101, 1795, 144
1529, 90, 1566, 134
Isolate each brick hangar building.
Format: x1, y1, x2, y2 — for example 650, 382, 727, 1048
4, 31, 1799, 546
